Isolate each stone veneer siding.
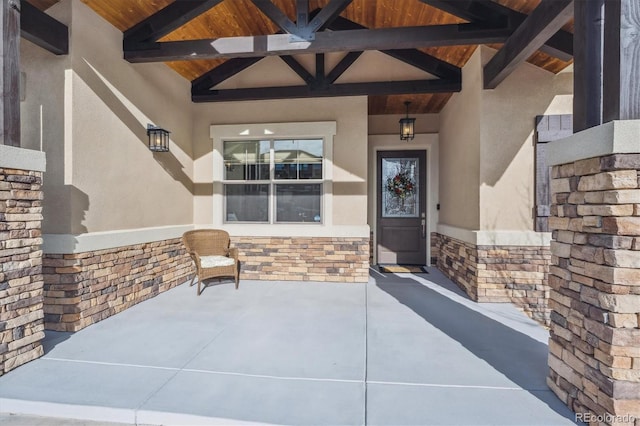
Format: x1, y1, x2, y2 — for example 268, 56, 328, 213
43, 238, 193, 332
547, 154, 640, 421
0, 168, 44, 375
233, 236, 369, 283
435, 233, 551, 325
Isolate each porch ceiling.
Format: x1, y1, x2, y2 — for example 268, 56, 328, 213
27, 0, 574, 115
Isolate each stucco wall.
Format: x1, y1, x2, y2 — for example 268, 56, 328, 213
21, 0, 194, 235
20, 5, 70, 233
438, 47, 573, 234
192, 96, 369, 231
479, 47, 573, 231
438, 48, 482, 230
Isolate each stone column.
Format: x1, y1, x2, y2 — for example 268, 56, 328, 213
547, 122, 640, 424
0, 146, 46, 375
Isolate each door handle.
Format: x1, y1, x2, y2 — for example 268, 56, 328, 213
421, 218, 426, 238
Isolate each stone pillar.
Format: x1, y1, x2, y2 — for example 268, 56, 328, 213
0, 149, 46, 375
547, 123, 640, 423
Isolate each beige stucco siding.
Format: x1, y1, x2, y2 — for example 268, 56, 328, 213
479, 47, 573, 231
20, 4, 70, 233
192, 96, 368, 229
437, 47, 573, 235
438, 48, 482, 231
21, 0, 194, 234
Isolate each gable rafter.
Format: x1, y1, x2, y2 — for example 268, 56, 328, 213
418, 0, 507, 26
326, 51, 363, 84
305, 0, 353, 33
280, 55, 315, 84
483, 0, 574, 89
250, 0, 352, 41
191, 57, 264, 93
420, 0, 573, 61
20, 0, 68, 55
123, 0, 224, 46
328, 16, 460, 81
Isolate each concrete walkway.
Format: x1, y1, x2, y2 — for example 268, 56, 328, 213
0, 268, 577, 425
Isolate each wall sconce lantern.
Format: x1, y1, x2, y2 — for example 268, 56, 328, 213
147, 124, 170, 152
399, 101, 416, 141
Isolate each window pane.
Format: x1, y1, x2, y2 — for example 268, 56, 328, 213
381, 158, 419, 218
224, 140, 270, 180
297, 139, 323, 159
274, 163, 297, 180
298, 163, 322, 179
225, 184, 269, 222
275, 184, 321, 223
274, 139, 323, 180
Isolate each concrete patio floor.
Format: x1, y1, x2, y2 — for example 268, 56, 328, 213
0, 268, 578, 425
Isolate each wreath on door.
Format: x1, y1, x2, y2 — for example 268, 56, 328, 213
386, 172, 415, 200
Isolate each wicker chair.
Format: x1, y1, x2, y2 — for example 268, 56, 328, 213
182, 229, 239, 295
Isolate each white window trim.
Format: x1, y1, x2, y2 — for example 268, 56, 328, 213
211, 122, 335, 233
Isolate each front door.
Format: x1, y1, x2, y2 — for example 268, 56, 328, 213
377, 150, 427, 265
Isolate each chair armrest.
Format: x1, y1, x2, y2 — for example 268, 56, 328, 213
228, 247, 239, 261
187, 251, 202, 269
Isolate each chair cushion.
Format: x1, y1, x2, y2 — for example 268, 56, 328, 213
200, 255, 235, 268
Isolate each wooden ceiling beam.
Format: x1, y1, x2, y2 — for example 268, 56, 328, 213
20, 0, 68, 55
474, 0, 574, 61
326, 51, 362, 84
124, 0, 224, 44
191, 57, 263, 93
315, 53, 325, 85
494, 2, 573, 61
296, 0, 309, 30
251, 0, 351, 41
280, 55, 315, 84
329, 17, 461, 79
125, 23, 513, 63
483, 0, 574, 89
326, 15, 462, 81
382, 49, 460, 81
422, 0, 573, 61
418, 0, 506, 25
539, 29, 573, 61
192, 78, 461, 102
307, 0, 353, 33
250, 0, 299, 38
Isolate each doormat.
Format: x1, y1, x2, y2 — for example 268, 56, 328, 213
379, 265, 428, 273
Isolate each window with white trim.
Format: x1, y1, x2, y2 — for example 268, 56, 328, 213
223, 138, 324, 224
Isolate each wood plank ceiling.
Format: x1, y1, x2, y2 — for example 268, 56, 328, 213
27, 0, 573, 114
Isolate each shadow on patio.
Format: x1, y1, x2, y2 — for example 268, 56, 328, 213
368, 268, 577, 424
